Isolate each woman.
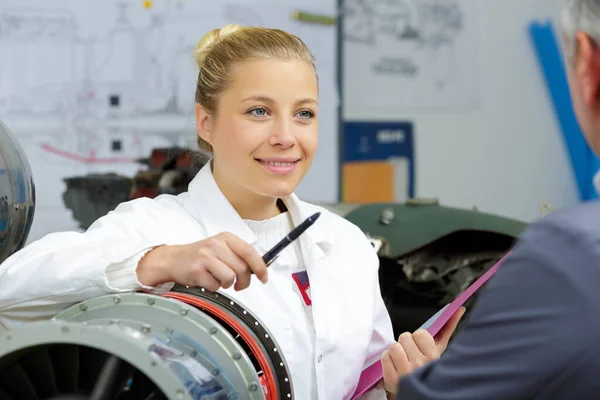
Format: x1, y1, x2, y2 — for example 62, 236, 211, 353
0, 25, 460, 399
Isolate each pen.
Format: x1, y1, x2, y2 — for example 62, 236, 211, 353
261, 212, 321, 267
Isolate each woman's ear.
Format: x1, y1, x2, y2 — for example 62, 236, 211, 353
195, 104, 213, 145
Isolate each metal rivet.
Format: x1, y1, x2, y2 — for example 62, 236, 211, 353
287, 394, 291, 398
141, 324, 151, 334
254, 321, 258, 325
280, 362, 284, 366
79, 303, 87, 311
180, 307, 188, 316
230, 301, 234, 305
201, 288, 205, 292
209, 327, 217, 334
176, 388, 186, 398
233, 353, 241, 360
265, 334, 269, 338
215, 294, 219, 298
379, 208, 395, 225
243, 310, 247, 314
285, 378, 288, 382
147, 298, 155, 305
274, 348, 277, 352
248, 383, 259, 392
113, 296, 121, 304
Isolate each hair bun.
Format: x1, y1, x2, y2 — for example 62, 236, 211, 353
194, 24, 243, 66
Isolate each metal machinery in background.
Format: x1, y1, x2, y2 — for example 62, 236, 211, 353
0, 121, 35, 264
63, 148, 210, 230
344, 199, 527, 337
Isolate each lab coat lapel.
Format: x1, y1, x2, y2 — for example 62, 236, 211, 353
283, 195, 342, 350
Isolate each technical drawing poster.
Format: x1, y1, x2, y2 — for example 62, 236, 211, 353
0, 0, 337, 241
342, 0, 481, 113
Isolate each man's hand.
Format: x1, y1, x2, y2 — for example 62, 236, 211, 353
381, 307, 466, 395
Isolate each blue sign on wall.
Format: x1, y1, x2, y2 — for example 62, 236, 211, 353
343, 121, 415, 198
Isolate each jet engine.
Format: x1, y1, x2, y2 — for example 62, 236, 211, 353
0, 286, 294, 400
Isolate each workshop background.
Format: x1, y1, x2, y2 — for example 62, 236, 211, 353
0, 0, 583, 243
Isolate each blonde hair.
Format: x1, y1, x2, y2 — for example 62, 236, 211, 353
194, 24, 317, 152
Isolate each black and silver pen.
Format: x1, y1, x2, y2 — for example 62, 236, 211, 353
261, 212, 321, 267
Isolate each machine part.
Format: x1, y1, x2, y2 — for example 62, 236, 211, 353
345, 202, 527, 338
345, 202, 526, 259
379, 208, 395, 225
0, 320, 204, 400
62, 174, 132, 230
54, 292, 287, 399
165, 285, 293, 400
52, 290, 293, 399
0, 121, 36, 264
0, 291, 294, 399
54, 293, 262, 399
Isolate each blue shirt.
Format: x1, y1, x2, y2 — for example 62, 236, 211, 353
397, 200, 600, 399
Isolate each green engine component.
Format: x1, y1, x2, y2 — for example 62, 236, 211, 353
344, 199, 527, 259
344, 199, 528, 337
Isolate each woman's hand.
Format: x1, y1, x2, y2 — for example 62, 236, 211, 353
137, 232, 268, 291
381, 307, 465, 395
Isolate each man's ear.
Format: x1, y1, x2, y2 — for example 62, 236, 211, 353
195, 103, 213, 145
574, 32, 600, 107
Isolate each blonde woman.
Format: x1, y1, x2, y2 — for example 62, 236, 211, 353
0, 25, 459, 399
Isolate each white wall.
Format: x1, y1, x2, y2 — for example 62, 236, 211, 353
343, 0, 579, 223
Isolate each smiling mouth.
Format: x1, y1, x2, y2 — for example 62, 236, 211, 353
254, 159, 300, 167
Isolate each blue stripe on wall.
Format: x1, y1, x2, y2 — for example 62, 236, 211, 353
529, 21, 599, 201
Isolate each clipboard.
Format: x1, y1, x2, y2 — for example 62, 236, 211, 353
350, 253, 509, 399
420, 252, 509, 336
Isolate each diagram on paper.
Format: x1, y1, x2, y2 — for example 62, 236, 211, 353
342, 0, 480, 111
0, 0, 337, 240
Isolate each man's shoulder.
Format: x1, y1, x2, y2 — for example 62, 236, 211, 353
510, 200, 600, 283
525, 200, 600, 246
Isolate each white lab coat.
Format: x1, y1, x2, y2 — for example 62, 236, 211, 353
0, 163, 395, 399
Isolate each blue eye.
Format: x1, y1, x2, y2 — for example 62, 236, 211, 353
297, 110, 315, 119
249, 107, 268, 117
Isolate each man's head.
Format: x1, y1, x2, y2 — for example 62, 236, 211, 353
562, 0, 600, 156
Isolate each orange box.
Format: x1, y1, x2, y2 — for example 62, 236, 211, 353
342, 161, 395, 203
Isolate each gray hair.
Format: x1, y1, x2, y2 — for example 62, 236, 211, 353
561, 0, 600, 63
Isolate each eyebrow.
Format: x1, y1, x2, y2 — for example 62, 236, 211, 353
241, 95, 318, 106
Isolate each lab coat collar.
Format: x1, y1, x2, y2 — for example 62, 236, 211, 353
187, 162, 334, 251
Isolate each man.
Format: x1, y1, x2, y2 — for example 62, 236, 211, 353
384, 0, 600, 398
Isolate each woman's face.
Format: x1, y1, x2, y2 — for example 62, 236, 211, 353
196, 58, 319, 202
